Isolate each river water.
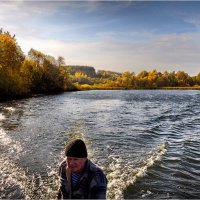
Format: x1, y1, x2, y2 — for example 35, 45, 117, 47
0, 90, 200, 199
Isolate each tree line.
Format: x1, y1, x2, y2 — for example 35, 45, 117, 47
68, 68, 200, 89
1, 29, 200, 100
0, 29, 75, 100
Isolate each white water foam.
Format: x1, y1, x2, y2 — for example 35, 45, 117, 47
0, 158, 30, 199
0, 128, 22, 154
4, 107, 15, 112
106, 142, 167, 200
0, 160, 56, 199
0, 157, 59, 199
0, 113, 5, 121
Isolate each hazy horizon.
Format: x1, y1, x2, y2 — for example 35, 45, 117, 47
1, 1, 200, 76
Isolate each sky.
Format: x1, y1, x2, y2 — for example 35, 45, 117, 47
1, 0, 200, 76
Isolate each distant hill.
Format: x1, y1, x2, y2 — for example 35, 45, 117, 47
65, 65, 97, 77
64, 66, 122, 79
97, 70, 122, 78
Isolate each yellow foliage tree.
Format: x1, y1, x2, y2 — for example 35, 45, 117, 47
0, 29, 27, 98
0, 30, 24, 70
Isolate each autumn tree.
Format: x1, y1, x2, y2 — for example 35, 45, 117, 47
57, 56, 65, 67
46, 55, 57, 66
166, 71, 178, 87
147, 70, 159, 88
23, 48, 74, 93
193, 72, 200, 85
28, 48, 46, 68
121, 71, 135, 88
20, 59, 43, 93
135, 70, 149, 88
0, 29, 28, 98
0, 29, 24, 70
176, 71, 194, 86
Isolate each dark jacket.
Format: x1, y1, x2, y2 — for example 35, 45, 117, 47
57, 159, 107, 199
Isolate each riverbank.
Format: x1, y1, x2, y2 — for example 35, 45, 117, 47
1, 85, 200, 102
160, 86, 200, 90
77, 83, 200, 91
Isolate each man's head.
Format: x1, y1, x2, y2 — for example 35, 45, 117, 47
65, 139, 88, 173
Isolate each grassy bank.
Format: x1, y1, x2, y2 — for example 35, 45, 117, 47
76, 84, 200, 91
160, 86, 200, 90
75, 84, 126, 90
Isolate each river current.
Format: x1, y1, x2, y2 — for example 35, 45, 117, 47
0, 90, 200, 199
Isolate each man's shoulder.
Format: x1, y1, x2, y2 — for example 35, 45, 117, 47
87, 160, 107, 186
59, 159, 67, 168
88, 160, 103, 173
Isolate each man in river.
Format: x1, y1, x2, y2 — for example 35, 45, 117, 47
57, 139, 107, 199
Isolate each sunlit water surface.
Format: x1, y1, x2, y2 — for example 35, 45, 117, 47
0, 90, 200, 199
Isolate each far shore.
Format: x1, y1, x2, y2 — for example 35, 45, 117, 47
1, 86, 200, 102
77, 84, 200, 91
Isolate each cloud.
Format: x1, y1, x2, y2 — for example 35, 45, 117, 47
17, 31, 200, 76
1, 1, 200, 76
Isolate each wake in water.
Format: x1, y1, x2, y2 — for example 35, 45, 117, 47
0, 122, 28, 199
0, 113, 5, 121
106, 142, 167, 199
59, 124, 168, 199
0, 128, 22, 154
0, 157, 61, 199
4, 107, 16, 112
1, 91, 200, 199
0, 158, 29, 199
0, 127, 60, 199
0, 110, 168, 199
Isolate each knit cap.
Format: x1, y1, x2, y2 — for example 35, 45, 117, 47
65, 139, 88, 158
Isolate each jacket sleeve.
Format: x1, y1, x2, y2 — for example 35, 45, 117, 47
91, 186, 107, 199
57, 160, 67, 199
57, 188, 62, 199
57, 164, 62, 199
89, 170, 107, 199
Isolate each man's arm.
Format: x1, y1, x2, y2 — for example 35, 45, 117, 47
91, 185, 107, 199
57, 160, 67, 199
57, 163, 62, 199
89, 170, 107, 199
57, 188, 62, 199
